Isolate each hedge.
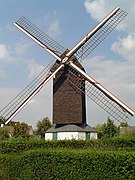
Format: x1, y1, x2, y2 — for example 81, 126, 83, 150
0, 148, 135, 180
0, 136, 135, 154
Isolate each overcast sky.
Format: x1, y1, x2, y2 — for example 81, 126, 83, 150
0, 0, 135, 129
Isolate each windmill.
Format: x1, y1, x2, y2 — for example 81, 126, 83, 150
0, 7, 134, 140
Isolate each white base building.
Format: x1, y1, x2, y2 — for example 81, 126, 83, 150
45, 124, 97, 140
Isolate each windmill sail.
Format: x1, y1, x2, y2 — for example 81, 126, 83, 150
14, 8, 128, 65
0, 61, 63, 125
67, 62, 135, 122
0, 7, 134, 125
14, 16, 66, 61
65, 7, 127, 62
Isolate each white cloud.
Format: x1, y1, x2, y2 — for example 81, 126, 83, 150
0, 81, 52, 128
41, 11, 61, 38
84, 0, 132, 19
1, 1, 135, 128
14, 41, 32, 55
0, 39, 32, 65
111, 33, 135, 60
48, 18, 61, 37
84, 0, 107, 20
84, 0, 135, 32
84, 56, 134, 88
83, 55, 135, 126
27, 59, 45, 79
16, 82, 52, 128
83, 0, 135, 117
0, 44, 9, 59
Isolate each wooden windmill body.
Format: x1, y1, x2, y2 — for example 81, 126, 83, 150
0, 7, 135, 140
53, 59, 86, 125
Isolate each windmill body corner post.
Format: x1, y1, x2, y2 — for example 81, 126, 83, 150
0, 7, 134, 140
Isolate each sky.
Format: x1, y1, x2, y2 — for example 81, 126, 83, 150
0, 0, 135, 129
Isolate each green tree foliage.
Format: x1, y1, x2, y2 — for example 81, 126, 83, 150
96, 117, 118, 138
118, 121, 129, 134
95, 124, 106, 139
9, 121, 30, 138
119, 121, 128, 127
104, 117, 118, 138
35, 117, 52, 139
0, 117, 9, 141
0, 129, 9, 141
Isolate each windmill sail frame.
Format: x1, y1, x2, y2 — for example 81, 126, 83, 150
0, 7, 134, 125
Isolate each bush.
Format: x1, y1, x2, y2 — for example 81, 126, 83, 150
0, 136, 135, 179
0, 136, 135, 154
0, 148, 135, 179
0, 129, 9, 141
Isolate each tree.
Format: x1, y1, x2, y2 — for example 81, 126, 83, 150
96, 117, 118, 139
35, 117, 52, 139
95, 123, 106, 139
119, 121, 128, 127
104, 117, 118, 138
0, 117, 9, 141
0, 129, 9, 141
9, 121, 30, 138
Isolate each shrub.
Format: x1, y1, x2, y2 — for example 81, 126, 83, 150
0, 149, 135, 179
0, 136, 135, 154
0, 129, 9, 141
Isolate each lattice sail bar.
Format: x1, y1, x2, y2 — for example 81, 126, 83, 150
0, 60, 62, 124
67, 64, 134, 123
72, 8, 127, 62
15, 16, 66, 57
